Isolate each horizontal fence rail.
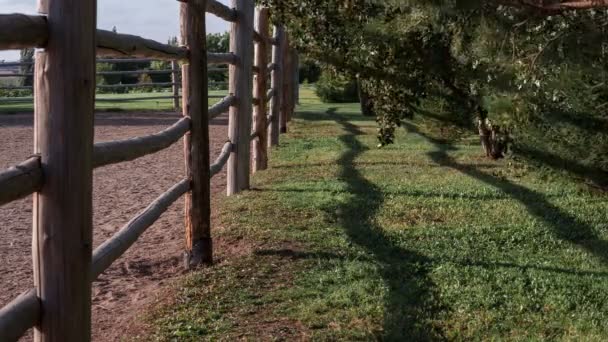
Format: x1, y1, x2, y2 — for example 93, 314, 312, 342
205, 0, 238, 22
0, 289, 40, 342
208, 52, 238, 65
0, 157, 43, 206
92, 179, 191, 279
0, 14, 48, 50
93, 117, 191, 168
209, 95, 236, 119
210, 141, 233, 177
97, 29, 188, 60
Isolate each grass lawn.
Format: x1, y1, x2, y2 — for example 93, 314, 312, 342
0, 90, 228, 113
145, 88, 608, 341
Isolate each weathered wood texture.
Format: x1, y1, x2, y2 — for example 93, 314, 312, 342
181, 0, 212, 266
96, 82, 175, 89
171, 60, 180, 110
93, 118, 190, 168
0, 157, 43, 206
266, 88, 275, 100
282, 41, 293, 126
293, 50, 300, 105
0, 289, 41, 342
253, 29, 264, 43
208, 52, 238, 65
33, 0, 96, 339
210, 141, 233, 177
268, 26, 284, 147
0, 14, 48, 50
97, 29, 188, 60
252, 8, 270, 172
206, 0, 237, 22
91, 180, 190, 279
209, 95, 237, 120
96, 95, 178, 102
227, 0, 255, 196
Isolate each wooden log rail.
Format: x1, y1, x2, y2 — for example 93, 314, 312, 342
209, 95, 237, 119
206, 0, 238, 22
208, 52, 238, 65
92, 180, 191, 278
95, 95, 180, 103
93, 117, 190, 168
97, 29, 188, 60
0, 157, 43, 206
210, 141, 233, 177
0, 15, 187, 61
0, 289, 40, 342
0, 14, 48, 49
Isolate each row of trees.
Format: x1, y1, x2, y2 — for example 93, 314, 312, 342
262, 0, 608, 188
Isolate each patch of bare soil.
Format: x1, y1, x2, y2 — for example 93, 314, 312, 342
0, 111, 229, 341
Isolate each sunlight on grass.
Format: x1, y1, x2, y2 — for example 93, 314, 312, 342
145, 86, 608, 341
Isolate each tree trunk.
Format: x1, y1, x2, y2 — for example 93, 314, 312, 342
357, 79, 374, 117
476, 106, 506, 160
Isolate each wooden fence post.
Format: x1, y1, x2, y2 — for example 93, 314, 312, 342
227, 0, 254, 195
33, 0, 96, 340
268, 25, 284, 147
293, 50, 300, 105
180, 0, 211, 266
279, 33, 289, 133
171, 60, 180, 111
252, 7, 269, 172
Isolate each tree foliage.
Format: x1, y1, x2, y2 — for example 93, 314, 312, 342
262, 0, 608, 186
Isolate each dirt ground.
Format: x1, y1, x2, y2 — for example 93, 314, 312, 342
0, 111, 230, 341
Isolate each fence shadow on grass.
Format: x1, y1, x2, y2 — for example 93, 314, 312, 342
326, 111, 445, 340
402, 121, 608, 265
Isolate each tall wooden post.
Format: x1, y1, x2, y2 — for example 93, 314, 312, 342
279, 33, 289, 133
252, 7, 269, 172
268, 26, 284, 147
293, 50, 300, 105
181, 0, 211, 266
33, 0, 96, 340
227, 0, 254, 195
171, 60, 180, 111
280, 35, 293, 133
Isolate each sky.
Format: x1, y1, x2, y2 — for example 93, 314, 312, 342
0, 0, 231, 61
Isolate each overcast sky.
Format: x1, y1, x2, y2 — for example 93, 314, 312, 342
0, 0, 230, 61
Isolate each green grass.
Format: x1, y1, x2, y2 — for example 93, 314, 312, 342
144, 87, 608, 341
0, 90, 228, 113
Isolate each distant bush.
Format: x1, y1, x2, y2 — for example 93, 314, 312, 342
315, 70, 358, 103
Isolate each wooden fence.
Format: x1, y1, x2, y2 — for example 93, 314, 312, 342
0, 58, 232, 110
0, 0, 299, 340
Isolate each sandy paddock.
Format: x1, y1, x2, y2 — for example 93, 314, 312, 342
0, 111, 231, 340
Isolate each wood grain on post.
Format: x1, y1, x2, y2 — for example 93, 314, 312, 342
33, 0, 96, 339
292, 49, 300, 105
252, 7, 269, 172
227, 0, 255, 195
171, 60, 180, 111
280, 34, 290, 133
268, 26, 284, 147
180, 0, 212, 266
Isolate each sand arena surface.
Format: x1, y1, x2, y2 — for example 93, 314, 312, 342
0, 111, 230, 340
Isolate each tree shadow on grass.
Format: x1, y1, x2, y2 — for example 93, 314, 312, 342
327, 111, 445, 340
402, 121, 608, 264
